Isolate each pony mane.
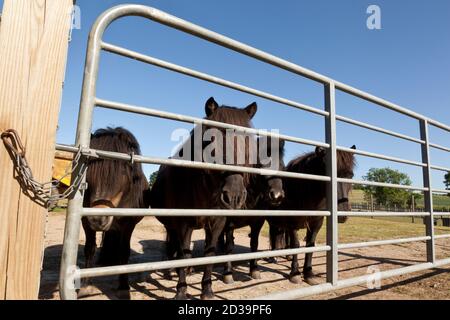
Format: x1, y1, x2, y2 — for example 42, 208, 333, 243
287, 149, 355, 175
87, 127, 149, 208
172, 105, 255, 185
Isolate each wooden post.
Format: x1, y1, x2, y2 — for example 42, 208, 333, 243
0, 0, 73, 299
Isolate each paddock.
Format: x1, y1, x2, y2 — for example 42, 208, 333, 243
39, 214, 450, 300
1, 2, 449, 300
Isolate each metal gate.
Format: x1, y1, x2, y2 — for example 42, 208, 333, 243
57, 4, 450, 300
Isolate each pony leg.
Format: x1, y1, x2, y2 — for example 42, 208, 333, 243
78, 220, 96, 297
201, 218, 226, 300
249, 219, 264, 279
288, 228, 302, 284
217, 229, 226, 254
163, 228, 178, 280
222, 228, 235, 284
285, 231, 293, 261
303, 226, 322, 285
267, 223, 283, 263
174, 227, 193, 300
116, 224, 136, 299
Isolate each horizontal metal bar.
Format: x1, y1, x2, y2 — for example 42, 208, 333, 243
94, 5, 449, 146
337, 146, 426, 168
432, 189, 450, 195
428, 118, 450, 133
433, 212, 450, 216
338, 177, 428, 192
429, 143, 450, 153
82, 208, 331, 217
78, 245, 331, 279
101, 42, 329, 117
56, 143, 430, 191
56, 143, 331, 182
335, 115, 424, 144
339, 212, 430, 217
56, 144, 78, 153
95, 98, 329, 148
105, 5, 450, 133
435, 234, 450, 240
252, 258, 450, 300
430, 164, 450, 173
335, 81, 427, 121
338, 236, 431, 250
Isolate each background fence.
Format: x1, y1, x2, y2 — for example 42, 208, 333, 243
57, 4, 450, 300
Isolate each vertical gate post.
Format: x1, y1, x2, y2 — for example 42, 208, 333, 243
0, 0, 74, 299
59, 7, 105, 300
420, 120, 435, 263
324, 82, 338, 285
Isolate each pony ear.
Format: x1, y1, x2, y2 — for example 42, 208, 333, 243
315, 146, 326, 157
205, 97, 219, 117
245, 102, 257, 119
351, 145, 357, 150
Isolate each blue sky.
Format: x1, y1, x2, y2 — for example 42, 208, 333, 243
4, 0, 449, 190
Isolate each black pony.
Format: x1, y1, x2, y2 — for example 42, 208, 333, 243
150, 97, 257, 300
79, 127, 149, 298
220, 136, 285, 283
268, 146, 356, 284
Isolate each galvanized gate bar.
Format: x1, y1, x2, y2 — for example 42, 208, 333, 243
58, 4, 450, 300
338, 212, 430, 217
337, 236, 431, 250
79, 146, 332, 181
428, 119, 450, 132
82, 208, 331, 217
430, 142, 450, 153
337, 177, 428, 191
335, 115, 425, 144
54, 143, 432, 191
324, 82, 339, 285
252, 258, 450, 300
335, 82, 433, 123
435, 234, 450, 240
430, 164, 450, 173
336, 146, 426, 168
95, 98, 330, 148
432, 189, 450, 194
100, 42, 328, 117
78, 246, 331, 279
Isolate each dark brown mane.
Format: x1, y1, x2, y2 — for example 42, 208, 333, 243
87, 127, 149, 208
173, 105, 255, 185
287, 149, 355, 176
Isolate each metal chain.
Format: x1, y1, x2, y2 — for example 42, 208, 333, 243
1, 129, 88, 209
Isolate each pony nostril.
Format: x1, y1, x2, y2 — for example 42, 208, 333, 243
270, 191, 283, 201
221, 191, 232, 206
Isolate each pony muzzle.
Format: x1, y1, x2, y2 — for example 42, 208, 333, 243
220, 189, 247, 209
87, 203, 115, 231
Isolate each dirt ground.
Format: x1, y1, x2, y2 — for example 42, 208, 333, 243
39, 213, 450, 300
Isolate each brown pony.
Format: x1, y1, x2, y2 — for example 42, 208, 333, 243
268, 146, 356, 285
150, 97, 257, 300
80, 127, 149, 299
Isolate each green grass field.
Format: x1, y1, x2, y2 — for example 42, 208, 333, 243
350, 189, 450, 211
260, 217, 450, 244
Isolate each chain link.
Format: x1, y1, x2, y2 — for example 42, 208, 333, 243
1, 129, 88, 209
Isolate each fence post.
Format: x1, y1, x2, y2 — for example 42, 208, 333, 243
420, 119, 435, 263
0, 0, 73, 299
324, 82, 338, 285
